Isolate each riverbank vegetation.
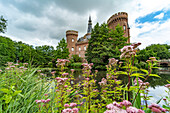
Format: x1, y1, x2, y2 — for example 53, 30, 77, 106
0, 43, 169, 113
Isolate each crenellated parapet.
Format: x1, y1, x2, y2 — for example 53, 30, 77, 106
107, 12, 128, 26
66, 30, 78, 37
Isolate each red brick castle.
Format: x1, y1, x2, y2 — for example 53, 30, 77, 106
66, 12, 130, 59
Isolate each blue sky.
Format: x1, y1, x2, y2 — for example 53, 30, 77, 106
0, 0, 170, 49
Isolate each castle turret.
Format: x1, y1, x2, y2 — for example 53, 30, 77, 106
107, 12, 130, 43
87, 16, 92, 34
66, 30, 78, 58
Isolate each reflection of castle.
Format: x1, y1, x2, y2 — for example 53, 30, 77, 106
66, 12, 130, 59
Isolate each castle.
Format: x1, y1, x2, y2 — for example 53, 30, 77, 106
66, 12, 130, 59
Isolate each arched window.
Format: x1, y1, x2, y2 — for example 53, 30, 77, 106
72, 39, 74, 42
84, 46, 86, 50
79, 54, 81, 57
123, 25, 126, 31
71, 47, 74, 51
79, 47, 81, 51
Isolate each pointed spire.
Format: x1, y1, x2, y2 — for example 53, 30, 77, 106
89, 15, 92, 23
87, 15, 92, 33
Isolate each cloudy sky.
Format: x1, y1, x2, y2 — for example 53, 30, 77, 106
0, 0, 170, 49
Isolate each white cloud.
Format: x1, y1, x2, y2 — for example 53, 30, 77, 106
154, 13, 164, 19
0, 0, 170, 49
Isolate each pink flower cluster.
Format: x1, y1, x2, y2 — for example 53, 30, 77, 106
148, 103, 167, 113
56, 59, 70, 66
35, 99, 51, 104
82, 63, 93, 71
120, 42, 141, 59
62, 73, 69, 76
108, 58, 118, 65
63, 103, 78, 113
134, 78, 149, 90
165, 84, 170, 89
55, 77, 68, 84
146, 57, 157, 63
105, 101, 144, 113
62, 108, 78, 113
98, 78, 107, 86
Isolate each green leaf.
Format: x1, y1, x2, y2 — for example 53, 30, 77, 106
140, 69, 148, 75
115, 71, 128, 75
149, 74, 161, 78
163, 105, 170, 110
13, 90, 22, 96
130, 73, 144, 77
0, 88, 10, 93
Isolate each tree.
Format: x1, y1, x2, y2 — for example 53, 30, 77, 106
86, 23, 128, 70
0, 36, 16, 67
0, 16, 7, 33
55, 38, 69, 59
34, 45, 54, 66
137, 44, 170, 62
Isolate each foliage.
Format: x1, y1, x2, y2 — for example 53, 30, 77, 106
0, 36, 69, 68
0, 43, 169, 113
86, 23, 128, 70
0, 16, 7, 33
55, 38, 69, 59
137, 44, 170, 62
0, 36, 16, 67
70, 54, 82, 63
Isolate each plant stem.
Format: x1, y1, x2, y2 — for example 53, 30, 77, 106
132, 65, 152, 105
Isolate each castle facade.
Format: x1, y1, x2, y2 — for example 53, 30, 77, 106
66, 12, 130, 59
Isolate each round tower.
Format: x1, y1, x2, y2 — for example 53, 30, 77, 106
107, 12, 130, 43
66, 30, 78, 58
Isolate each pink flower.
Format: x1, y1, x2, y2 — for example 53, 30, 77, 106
165, 84, 170, 88
62, 108, 72, 113
14, 63, 19, 66
46, 99, 51, 103
64, 85, 68, 88
120, 100, 132, 107
0, 70, 2, 72
85, 77, 90, 81
71, 69, 75, 72
23, 63, 28, 65
35, 100, 41, 104
37, 70, 41, 72
72, 108, 78, 113
44, 94, 48, 96
138, 109, 145, 113
106, 104, 114, 110
70, 103, 77, 108
64, 104, 70, 108
19, 66, 24, 69
126, 106, 138, 113
151, 107, 162, 113
10, 66, 15, 68
41, 99, 46, 103
62, 73, 69, 76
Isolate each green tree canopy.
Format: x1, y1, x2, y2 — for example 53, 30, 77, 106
86, 23, 128, 70
137, 44, 170, 62
0, 16, 7, 33
55, 38, 69, 59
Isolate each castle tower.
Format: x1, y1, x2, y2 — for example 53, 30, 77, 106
107, 12, 130, 43
66, 30, 78, 58
87, 16, 92, 34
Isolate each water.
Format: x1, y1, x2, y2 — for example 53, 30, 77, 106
44, 67, 170, 106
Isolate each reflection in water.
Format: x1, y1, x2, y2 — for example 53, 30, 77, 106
71, 68, 170, 106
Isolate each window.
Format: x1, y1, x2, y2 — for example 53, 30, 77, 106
79, 54, 81, 57
79, 47, 81, 51
71, 47, 74, 51
123, 25, 126, 31
72, 39, 74, 42
84, 46, 86, 50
